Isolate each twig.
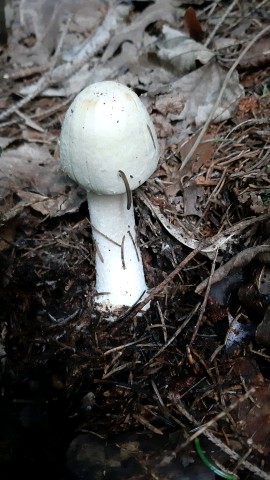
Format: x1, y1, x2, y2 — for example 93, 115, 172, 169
3, 64, 49, 80
204, 0, 238, 48
133, 413, 164, 435
31, 97, 72, 121
102, 362, 134, 379
180, 23, 270, 170
104, 337, 149, 356
216, 118, 269, 152
156, 301, 168, 343
194, 166, 227, 230
189, 248, 219, 345
138, 303, 201, 371
52, 4, 130, 81
151, 379, 165, 408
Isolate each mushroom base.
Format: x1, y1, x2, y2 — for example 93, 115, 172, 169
87, 192, 148, 315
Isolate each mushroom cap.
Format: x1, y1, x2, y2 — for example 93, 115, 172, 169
59, 81, 159, 195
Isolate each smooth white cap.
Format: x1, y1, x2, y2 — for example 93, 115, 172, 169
59, 81, 159, 194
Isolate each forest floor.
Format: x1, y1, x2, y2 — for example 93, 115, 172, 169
0, 1, 270, 479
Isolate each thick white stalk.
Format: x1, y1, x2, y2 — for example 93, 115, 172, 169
87, 191, 147, 309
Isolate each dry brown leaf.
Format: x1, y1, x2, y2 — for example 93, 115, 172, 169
0, 143, 85, 217
102, 1, 177, 62
147, 24, 214, 75
20, 0, 103, 55
256, 300, 270, 348
179, 132, 214, 174
0, 219, 17, 251
229, 358, 270, 455
172, 62, 244, 126
232, 382, 270, 455
183, 184, 204, 217
139, 191, 235, 258
183, 6, 204, 42
239, 36, 270, 71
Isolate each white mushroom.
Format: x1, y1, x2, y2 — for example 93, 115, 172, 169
59, 80, 159, 314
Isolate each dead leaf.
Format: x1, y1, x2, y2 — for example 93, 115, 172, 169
228, 358, 270, 454
0, 137, 16, 150
256, 304, 270, 348
0, 143, 85, 217
194, 176, 218, 186
0, 219, 17, 250
239, 36, 270, 71
147, 24, 214, 75
20, 0, 103, 54
235, 95, 259, 120
154, 92, 185, 116
179, 133, 214, 174
232, 383, 270, 455
172, 62, 244, 126
17, 189, 84, 217
146, 60, 244, 137
153, 113, 175, 139
183, 184, 204, 217
139, 191, 235, 258
183, 7, 204, 42
102, 0, 177, 63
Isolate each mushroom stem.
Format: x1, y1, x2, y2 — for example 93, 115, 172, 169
87, 191, 147, 309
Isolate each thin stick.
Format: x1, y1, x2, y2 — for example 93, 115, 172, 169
189, 248, 219, 345
104, 336, 149, 356
138, 303, 200, 371
156, 301, 168, 343
204, 0, 238, 48
151, 379, 165, 408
